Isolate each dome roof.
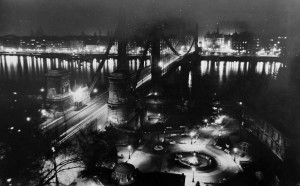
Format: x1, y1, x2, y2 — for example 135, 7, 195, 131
114, 163, 135, 174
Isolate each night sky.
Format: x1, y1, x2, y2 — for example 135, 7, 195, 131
0, 0, 297, 36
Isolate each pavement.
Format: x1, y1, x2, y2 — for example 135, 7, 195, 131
117, 120, 241, 186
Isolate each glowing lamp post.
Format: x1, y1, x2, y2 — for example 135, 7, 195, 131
51, 146, 59, 186
158, 62, 163, 68
233, 147, 238, 162
204, 119, 208, 127
26, 117, 31, 122
7, 178, 12, 186
192, 167, 195, 182
190, 131, 196, 144
93, 88, 98, 93
128, 145, 131, 159
41, 109, 47, 116
238, 101, 243, 139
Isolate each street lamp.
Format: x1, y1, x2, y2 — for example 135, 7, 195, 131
233, 147, 238, 162
158, 62, 163, 68
190, 131, 196, 144
40, 88, 45, 93
7, 178, 12, 186
192, 167, 195, 182
238, 101, 243, 139
26, 117, 31, 122
128, 145, 131, 159
93, 88, 98, 93
204, 119, 208, 127
219, 108, 222, 115
51, 146, 59, 186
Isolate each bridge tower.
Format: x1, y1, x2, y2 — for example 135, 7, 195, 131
107, 11, 138, 130
150, 28, 163, 95
46, 69, 73, 112
144, 28, 169, 125
195, 24, 199, 52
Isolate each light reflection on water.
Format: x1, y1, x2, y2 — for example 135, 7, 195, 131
0, 55, 283, 94
0, 55, 141, 94
198, 60, 282, 84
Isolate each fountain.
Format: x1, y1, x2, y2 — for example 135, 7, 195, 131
174, 152, 215, 170
154, 145, 164, 151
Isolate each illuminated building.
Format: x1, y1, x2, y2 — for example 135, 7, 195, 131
45, 39, 69, 52
203, 24, 232, 54
46, 69, 74, 112
204, 30, 225, 52
1, 35, 20, 50
113, 163, 137, 185
70, 39, 84, 51
73, 85, 90, 109
231, 31, 259, 55
267, 36, 287, 57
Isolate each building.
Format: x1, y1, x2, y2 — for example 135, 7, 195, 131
45, 38, 69, 52
70, 39, 84, 51
19, 37, 46, 51
266, 36, 287, 57
112, 163, 137, 185
203, 26, 232, 54
46, 69, 74, 112
73, 85, 90, 109
243, 108, 288, 161
231, 31, 259, 55
1, 35, 20, 51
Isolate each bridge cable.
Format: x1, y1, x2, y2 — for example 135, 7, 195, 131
183, 38, 195, 56
88, 37, 115, 94
160, 29, 181, 56
174, 40, 180, 49
132, 40, 151, 91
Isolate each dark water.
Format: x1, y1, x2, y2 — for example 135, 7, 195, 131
166, 60, 283, 101
0, 55, 292, 137
0, 54, 284, 109
0, 55, 151, 95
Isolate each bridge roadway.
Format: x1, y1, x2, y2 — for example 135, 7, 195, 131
42, 55, 184, 144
